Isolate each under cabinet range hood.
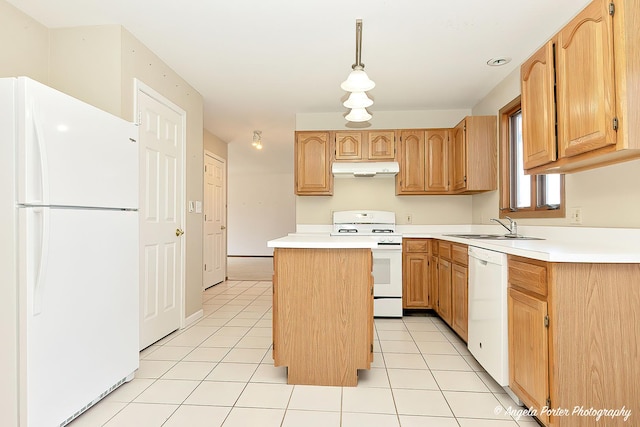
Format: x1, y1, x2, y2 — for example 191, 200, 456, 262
332, 161, 399, 178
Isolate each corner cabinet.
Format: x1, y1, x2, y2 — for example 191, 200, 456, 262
522, 0, 640, 175
452, 116, 497, 193
294, 131, 332, 195
507, 255, 640, 427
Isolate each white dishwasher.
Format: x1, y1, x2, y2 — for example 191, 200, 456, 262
467, 246, 509, 386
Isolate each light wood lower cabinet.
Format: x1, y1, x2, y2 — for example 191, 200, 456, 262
451, 263, 468, 342
507, 255, 640, 427
272, 248, 373, 386
437, 257, 452, 325
402, 239, 431, 309
402, 239, 468, 342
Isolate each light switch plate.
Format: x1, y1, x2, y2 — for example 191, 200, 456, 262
195, 201, 202, 214
188, 201, 195, 213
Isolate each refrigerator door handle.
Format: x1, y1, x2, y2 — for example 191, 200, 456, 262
32, 207, 50, 315
26, 109, 49, 205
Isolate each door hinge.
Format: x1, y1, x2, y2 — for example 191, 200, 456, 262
371, 344, 374, 353
546, 397, 552, 407
204, 264, 207, 271
371, 286, 374, 296
613, 117, 619, 131
137, 111, 142, 125
544, 315, 549, 328
609, 2, 615, 16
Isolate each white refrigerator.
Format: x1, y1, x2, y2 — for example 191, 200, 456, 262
0, 77, 139, 427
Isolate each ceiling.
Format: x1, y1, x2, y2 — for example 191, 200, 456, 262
9, 0, 590, 171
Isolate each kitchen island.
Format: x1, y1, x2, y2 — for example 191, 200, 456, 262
267, 235, 376, 386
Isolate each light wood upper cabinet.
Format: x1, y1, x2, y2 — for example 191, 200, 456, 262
521, 40, 557, 169
522, 0, 640, 175
397, 129, 451, 194
335, 131, 362, 160
294, 131, 332, 195
452, 121, 467, 191
452, 116, 497, 193
368, 131, 396, 160
425, 130, 450, 192
556, 0, 616, 159
398, 130, 426, 193
334, 130, 396, 161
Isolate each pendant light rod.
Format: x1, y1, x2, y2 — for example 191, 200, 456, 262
353, 19, 364, 69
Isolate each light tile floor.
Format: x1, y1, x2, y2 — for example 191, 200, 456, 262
70, 280, 541, 427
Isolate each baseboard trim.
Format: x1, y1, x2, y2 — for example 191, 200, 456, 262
183, 309, 203, 328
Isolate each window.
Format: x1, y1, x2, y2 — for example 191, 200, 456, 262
499, 97, 564, 218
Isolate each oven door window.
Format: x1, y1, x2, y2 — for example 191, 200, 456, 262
372, 250, 402, 297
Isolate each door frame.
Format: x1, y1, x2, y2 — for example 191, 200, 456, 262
133, 78, 187, 329
203, 150, 227, 290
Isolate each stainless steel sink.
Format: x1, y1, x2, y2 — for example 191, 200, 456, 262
444, 233, 545, 241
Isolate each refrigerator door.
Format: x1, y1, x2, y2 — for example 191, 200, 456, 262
19, 207, 139, 426
16, 77, 138, 209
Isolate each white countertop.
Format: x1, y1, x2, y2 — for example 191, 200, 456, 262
281, 224, 640, 263
267, 234, 378, 249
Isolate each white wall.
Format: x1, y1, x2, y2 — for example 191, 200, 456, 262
228, 135, 296, 255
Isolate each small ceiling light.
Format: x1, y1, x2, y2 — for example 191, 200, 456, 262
486, 57, 512, 67
252, 130, 263, 150
342, 19, 374, 122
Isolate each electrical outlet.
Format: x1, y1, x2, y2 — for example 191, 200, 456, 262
405, 214, 413, 224
569, 207, 582, 225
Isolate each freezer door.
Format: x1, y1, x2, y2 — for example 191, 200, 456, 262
19, 207, 139, 426
17, 77, 138, 209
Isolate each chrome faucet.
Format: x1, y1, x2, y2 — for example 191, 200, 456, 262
491, 216, 518, 237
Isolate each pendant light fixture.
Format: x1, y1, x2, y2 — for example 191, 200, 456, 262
252, 130, 263, 150
342, 19, 374, 122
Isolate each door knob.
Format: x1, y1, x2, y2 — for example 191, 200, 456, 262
221, 225, 227, 230
176, 228, 184, 237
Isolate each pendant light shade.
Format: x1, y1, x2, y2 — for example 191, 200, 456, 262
342, 19, 374, 122
341, 68, 375, 92
345, 108, 372, 122
343, 91, 373, 109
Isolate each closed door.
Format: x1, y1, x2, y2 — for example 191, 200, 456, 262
203, 152, 226, 288
137, 86, 185, 350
